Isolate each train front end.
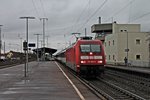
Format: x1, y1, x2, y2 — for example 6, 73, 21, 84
76, 40, 106, 76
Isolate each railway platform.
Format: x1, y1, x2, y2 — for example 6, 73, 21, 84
106, 65, 150, 75
0, 61, 99, 100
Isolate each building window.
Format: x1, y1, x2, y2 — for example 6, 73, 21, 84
113, 40, 114, 45
136, 39, 140, 45
113, 55, 115, 60
109, 41, 110, 46
136, 55, 141, 60
109, 55, 110, 60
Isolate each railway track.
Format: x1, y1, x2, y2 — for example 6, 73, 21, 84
104, 69, 150, 99
91, 78, 146, 100
0, 63, 21, 69
72, 72, 146, 100
57, 61, 147, 100
56, 61, 107, 100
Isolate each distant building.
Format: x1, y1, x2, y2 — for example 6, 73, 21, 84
91, 22, 150, 67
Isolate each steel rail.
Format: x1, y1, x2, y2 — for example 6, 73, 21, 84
56, 61, 108, 100
97, 77, 146, 100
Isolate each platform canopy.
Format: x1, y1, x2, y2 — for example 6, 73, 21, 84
33, 47, 57, 55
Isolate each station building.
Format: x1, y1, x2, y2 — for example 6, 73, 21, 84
91, 22, 150, 67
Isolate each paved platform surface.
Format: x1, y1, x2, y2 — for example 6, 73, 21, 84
106, 65, 150, 74
0, 61, 81, 100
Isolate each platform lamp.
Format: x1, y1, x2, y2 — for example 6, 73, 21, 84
20, 17, 35, 77
0, 25, 3, 57
34, 34, 42, 62
124, 30, 129, 66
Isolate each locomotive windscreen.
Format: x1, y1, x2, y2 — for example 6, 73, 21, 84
80, 44, 100, 52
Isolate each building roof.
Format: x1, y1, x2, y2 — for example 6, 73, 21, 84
33, 47, 57, 54
91, 23, 113, 33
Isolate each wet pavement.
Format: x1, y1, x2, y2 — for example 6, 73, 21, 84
0, 61, 80, 100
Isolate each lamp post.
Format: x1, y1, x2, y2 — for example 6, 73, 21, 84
18, 34, 23, 53
20, 17, 35, 77
20, 37, 23, 53
0, 25, 3, 57
146, 35, 150, 67
34, 34, 42, 61
124, 30, 129, 66
149, 43, 150, 67
40, 18, 48, 61
40, 40, 43, 60
45, 35, 49, 47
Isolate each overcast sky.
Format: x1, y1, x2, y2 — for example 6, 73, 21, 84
0, 0, 150, 52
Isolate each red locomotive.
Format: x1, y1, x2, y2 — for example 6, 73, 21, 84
56, 37, 106, 77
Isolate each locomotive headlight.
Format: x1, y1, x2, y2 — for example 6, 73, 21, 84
94, 56, 103, 59
81, 60, 86, 64
89, 52, 93, 55
77, 65, 80, 67
98, 60, 103, 63
80, 56, 89, 59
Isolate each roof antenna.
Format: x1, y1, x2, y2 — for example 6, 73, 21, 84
99, 17, 101, 24
85, 28, 87, 37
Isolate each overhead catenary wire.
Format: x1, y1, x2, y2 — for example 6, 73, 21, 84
31, 0, 48, 18
88, 0, 91, 16
130, 11, 150, 23
128, 0, 150, 23
31, 0, 40, 19
76, 0, 108, 33
70, 0, 90, 33
39, 0, 47, 17
104, 0, 135, 23
104, 0, 150, 24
